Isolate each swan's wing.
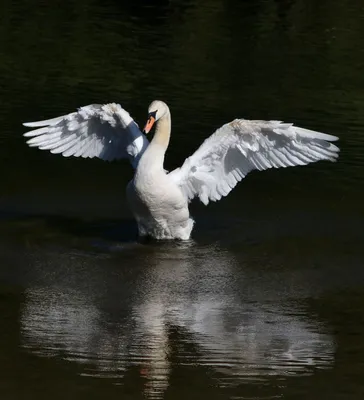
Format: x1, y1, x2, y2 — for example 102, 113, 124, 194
23, 103, 149, 168
168, 119, 339, 205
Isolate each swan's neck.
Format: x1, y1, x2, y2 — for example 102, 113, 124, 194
136, 112, 171, 174
152, 112, 171, 150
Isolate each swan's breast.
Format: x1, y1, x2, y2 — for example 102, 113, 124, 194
128, 173, 188, 218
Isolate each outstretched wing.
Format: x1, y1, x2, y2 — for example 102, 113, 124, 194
168, 119, 339, 205
23, 103, 149, 168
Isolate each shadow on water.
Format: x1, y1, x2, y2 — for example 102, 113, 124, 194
0, 211, 139, 247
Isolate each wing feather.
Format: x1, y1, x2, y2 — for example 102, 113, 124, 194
23, 103, 149, 168
169, 119, 339, 205
73, 135, 94, 157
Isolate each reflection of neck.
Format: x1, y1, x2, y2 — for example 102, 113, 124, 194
141, 311, 170, 398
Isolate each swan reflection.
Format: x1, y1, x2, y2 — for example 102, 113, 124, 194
21, 243, 334, 397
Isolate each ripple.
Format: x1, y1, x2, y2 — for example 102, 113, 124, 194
20, 244, 335, 398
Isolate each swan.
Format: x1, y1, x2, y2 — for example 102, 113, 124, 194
23, 100, 339, 240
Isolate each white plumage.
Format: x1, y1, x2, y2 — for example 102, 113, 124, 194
23, 100, 339, 240
169, 119, 339, 205
24, 103, 149, 167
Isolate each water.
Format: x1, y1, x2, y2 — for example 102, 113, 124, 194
0, 0, 364, 398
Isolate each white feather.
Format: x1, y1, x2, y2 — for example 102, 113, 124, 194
23, 103, 150, 168
23, 100, 340, 240
169, 119, 339, 205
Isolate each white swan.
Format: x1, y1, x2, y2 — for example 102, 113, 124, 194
23, 100, 339, 240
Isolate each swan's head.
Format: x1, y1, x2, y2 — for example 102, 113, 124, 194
143, 100, 169, 134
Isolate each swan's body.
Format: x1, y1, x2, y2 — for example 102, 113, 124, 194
23, 100, 339, 240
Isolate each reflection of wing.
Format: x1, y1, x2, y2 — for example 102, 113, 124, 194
19, 243, 334, 397
21, 287, 170, 396
21, 280, 334, 385
169, 119, 339, 204
23, 103, 149, 168
176, 300, 333, 374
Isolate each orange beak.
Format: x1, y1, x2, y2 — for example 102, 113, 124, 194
143, 116, 156, 134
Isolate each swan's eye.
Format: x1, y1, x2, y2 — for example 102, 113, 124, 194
148, 110, 157, 119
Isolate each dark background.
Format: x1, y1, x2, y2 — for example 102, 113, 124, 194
0, 0, 363, 399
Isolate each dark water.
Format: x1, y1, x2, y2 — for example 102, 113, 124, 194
1, 0, 364, 398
